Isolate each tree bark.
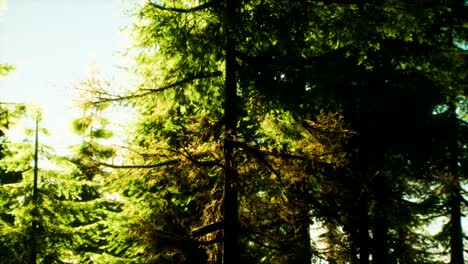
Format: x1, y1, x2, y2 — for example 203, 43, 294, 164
358, 193, 370, 264
31, 117, 39, 264
372, 175, 389, 264
293, 181, 312, 264
448, 104, 464, 264
223, 0, 240, 263
296, 213, 312, 264
357, 138, 370, 264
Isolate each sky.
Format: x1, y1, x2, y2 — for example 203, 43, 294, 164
0, 0, 132, 152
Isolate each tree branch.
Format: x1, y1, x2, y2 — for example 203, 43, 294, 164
302, 120, 355, 135
233, 141, 284, 185
312, 0, 365, 4
191, 221, 224, 237
141, 71, 222, 93
181, 148, 224, 168
97, 159, 179, 169
235, 50, 320, 68
245, 233, 282, 251
195, 236, 223, 245
89, 71, 222, 105
148, 0, 221, 13
461, 195, 468, 207
233, 141, 345, 164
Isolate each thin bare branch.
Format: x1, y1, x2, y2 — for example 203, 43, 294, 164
148, 0, 222, 13
181, 148, 224, 168
141, 71, 222, 93
192, 221, 224, 237
110, 144, 175, 159
302, 120, 355, 135
89, 71, 222, 105
97, 159, 179, 169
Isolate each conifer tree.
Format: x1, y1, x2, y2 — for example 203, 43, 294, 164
0, 105, 124, 263
82, 0, 467, 263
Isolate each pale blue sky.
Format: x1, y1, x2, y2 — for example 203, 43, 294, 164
0, 0, 132, 150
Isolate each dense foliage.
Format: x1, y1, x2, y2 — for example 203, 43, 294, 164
1, 0, 467, 263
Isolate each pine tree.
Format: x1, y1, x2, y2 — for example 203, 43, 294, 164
80, 0, 467, 263
0, 104, 125, 263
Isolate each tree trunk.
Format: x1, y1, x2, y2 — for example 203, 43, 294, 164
449, 193, 463, 264
358, 193, 370, 264
293, 182, 312, 264
448, 104, 464, 264
293, 214, 312, 264
357, 141, 370, 264
372, 175, 389, 264
223, 0, 240, 263
31, 117, 39, 264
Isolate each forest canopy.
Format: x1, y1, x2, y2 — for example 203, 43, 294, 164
0, 0, 467, 263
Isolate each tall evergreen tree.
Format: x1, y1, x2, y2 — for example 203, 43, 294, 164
82, 0, 467, 263
0, 104, 124, 263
